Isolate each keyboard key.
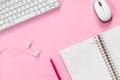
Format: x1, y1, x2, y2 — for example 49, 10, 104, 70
29, 7, 34, 12
38, 4, 42, 8
46, 0, 57, 5
25, 9, 29, 14
29, 2, 34, 7
55, 2, 59, 7
26, 0, 31, 3
42, 2, 47, 7
18, 2, 22, 7
9, 21, 15, 26
0, 20, 4, 25
38, 0, 42, 3
0, 15, 4, 19
22, 0, 27, 4
5, 22, 10, 27
51, 6, 55, 10
17, 8, 21, 12
4, 13, 9, 18
33, 6, 38, 10
45, 6, 50, 11
2, 24, 7, 30
0, 26, 2, 31
35, 10, 40, 15
14, 12, 36, 24
20, 11, 25, 16
25, 4, 30, 9
20, 6, 25, 11
34, 0, 39, 5
12, 15, 17, 19
16, 13, 21, 17
1, 9, 5, 14
8, 11, 12, 16
40, 8, 46, 13
1, 4, 5, 8
14, 3, 18, 8
9, 0, 14, 5
3, 18, 8, 23
12, 9, 17, 14
5, 7, 9, 12
5, 2, 10, 7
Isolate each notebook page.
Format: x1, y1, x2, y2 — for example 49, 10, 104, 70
60, 38, 111, 80
101, 26, 120, 78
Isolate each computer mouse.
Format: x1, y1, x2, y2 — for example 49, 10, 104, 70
93, 0, 112, 22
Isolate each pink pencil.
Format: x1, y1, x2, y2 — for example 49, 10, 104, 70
50, 59, 61, 80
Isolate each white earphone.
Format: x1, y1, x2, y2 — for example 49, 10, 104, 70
0, 41, 40, 57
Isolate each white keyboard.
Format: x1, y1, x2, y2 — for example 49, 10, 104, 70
0, 0, 60, 31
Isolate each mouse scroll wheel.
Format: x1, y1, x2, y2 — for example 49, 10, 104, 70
98, 1, 102, 6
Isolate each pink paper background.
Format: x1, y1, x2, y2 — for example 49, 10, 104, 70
0, 0, 120, 80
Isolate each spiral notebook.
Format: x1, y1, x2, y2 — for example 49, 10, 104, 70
60, 26, 120, 80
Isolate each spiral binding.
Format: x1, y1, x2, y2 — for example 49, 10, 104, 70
94, 35, 120, 80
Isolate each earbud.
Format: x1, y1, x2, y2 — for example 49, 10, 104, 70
27, 41, 33, 49
33, 51, 40, 57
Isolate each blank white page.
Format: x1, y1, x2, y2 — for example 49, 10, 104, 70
60, 38, 111, 80
102, 26, 120, 77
